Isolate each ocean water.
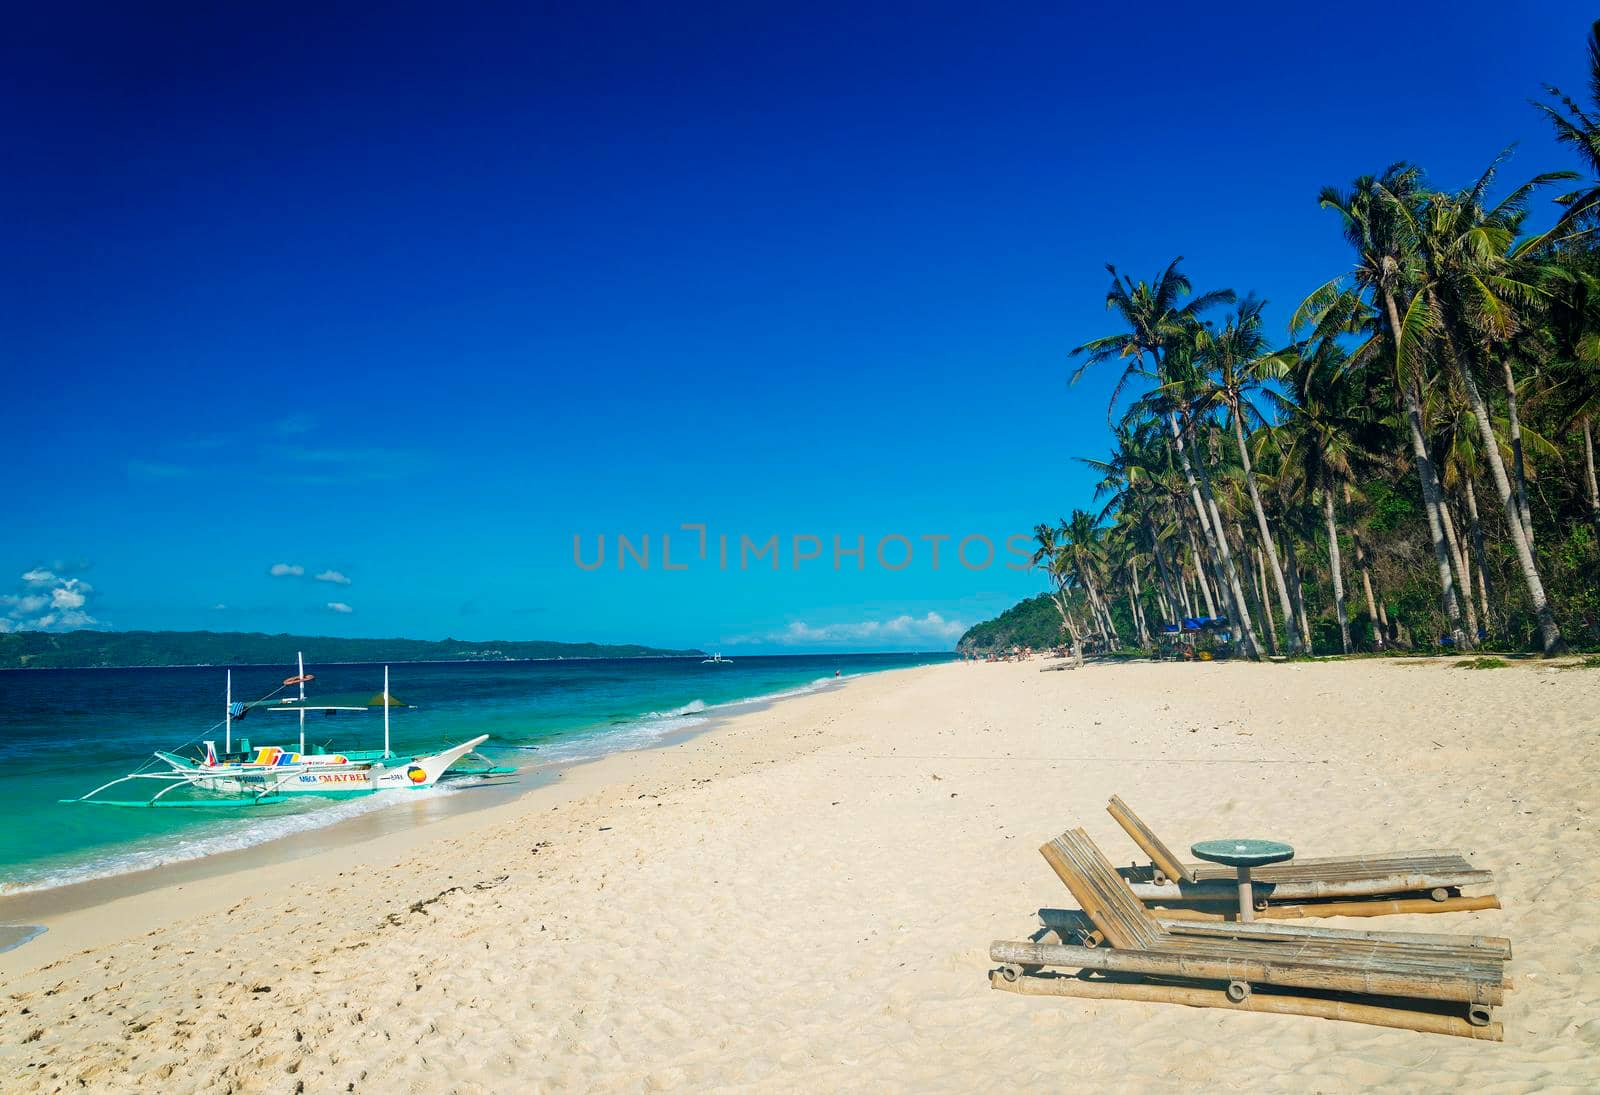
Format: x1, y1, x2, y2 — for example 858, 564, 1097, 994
0, 652, 952, 893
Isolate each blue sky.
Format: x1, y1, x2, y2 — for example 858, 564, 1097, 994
4, 2, 1594, 651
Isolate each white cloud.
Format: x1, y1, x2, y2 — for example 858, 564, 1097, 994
761, 611, 965, 647
51, 581, 89, 611
269, 563, 305, 577
4, 570, 99, 631
2, 593, 49, 615
315, 569, 351, 585
213, 603, 228, 610
326, 601, 354, 614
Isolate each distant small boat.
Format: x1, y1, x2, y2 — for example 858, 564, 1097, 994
701, 653, 733, 665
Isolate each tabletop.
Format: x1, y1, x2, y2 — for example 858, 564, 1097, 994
1190, 838, 1294, 867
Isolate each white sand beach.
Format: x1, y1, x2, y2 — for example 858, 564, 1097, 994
3, 658, 1598, 1092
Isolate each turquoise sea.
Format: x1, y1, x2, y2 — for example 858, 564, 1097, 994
0, 652, 952, 893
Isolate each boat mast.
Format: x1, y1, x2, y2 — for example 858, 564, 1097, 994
225, 669, 232, 754
383, 665, 391, 758
298, 651, 307, 755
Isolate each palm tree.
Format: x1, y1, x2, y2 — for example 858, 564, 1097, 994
1031, 523, 1085, 654
1385, 163, 1569, 652
1274, 346, 1376, 653
1311, 167, 1472, 647
1071, 260, 1264, 658
1533, 19, 1600, 231
1542, 251, 1600, 544
1059, 510, 1121, 649
1182, 296, 1303, 651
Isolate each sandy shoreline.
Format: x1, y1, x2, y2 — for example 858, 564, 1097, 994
3, 658, 1598, 1090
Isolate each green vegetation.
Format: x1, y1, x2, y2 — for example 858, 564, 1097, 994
971, 23, 1600, 659
0, 630, 704, 670
956, 595, 1062, 654
1455, 657, 1511, 670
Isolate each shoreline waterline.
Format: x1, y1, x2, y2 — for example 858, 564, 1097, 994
0, 664, 879, 944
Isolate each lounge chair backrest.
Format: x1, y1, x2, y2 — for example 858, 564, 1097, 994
1039, 829, 1168, 951
1106, 795, 1196, 884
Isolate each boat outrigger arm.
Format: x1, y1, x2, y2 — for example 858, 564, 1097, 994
68, 735, 495, 808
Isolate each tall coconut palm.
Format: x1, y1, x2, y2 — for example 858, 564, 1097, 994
1382, 163, 1569, 652
1030, 523, 1085, 653
1542, 253, 1600, 543
1069, 260, 1263, 658
1274, 347, 1376, 652
1180, 295, 1302, 651
1311, 167, 1472, 647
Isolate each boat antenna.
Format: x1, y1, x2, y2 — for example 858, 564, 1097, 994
225, 669, 232, 754
298, 651, 307, 755
383, 665, 391, 759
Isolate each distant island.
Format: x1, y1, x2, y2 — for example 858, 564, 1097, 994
0, 630, 705, 670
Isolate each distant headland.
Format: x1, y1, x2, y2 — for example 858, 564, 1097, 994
0, 630, 705, 669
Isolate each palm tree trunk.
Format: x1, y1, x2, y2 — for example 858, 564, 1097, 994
1502, 360, 1534, 548
1232, 524, 1276, 656
1463, 478, 1492, 634
1082, 569, 1119, 650
1407, 380, 1472, 647
1253, 545, 1278, 655
1282, 534, 1314, 651
1357, 554, 1382, 651
1438, 499, 1479, 643
1129, 563, 1150, 646
1343, 484, 1382, 651
1445, 327, 1565, 653
1051, 585, 1086, 662
1181, 414, 1262, 658
1145, 518, 1181, 625
1381, 289, 1469, 646
1583, 417, 1600, 545
1231, 411, 1299, 652
1322, 489, 1351, 654
1185, 523, 1219, 618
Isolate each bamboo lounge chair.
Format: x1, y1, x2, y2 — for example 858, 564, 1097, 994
1105, 795, 1499, 919
989, 828, 1512, 1040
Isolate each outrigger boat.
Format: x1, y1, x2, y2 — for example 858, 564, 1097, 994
68, 657, 515, 808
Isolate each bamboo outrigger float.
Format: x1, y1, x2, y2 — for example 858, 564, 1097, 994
1106, 795, 1499, 918
989, 829, 1512, 1040
66, 657, 514, 808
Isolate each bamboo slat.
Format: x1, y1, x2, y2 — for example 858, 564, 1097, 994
1157, 918, 1512, 958
989, 938, 1503, 1006
988, 971, 1502, 1041
1190, 857, 1485, 885
1036, 907, 1511, 957
1151, 895, 1501, 921
1128, 871, 1493, 903
1040, 836, 1164, 951
1107, 795, 1195, 884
